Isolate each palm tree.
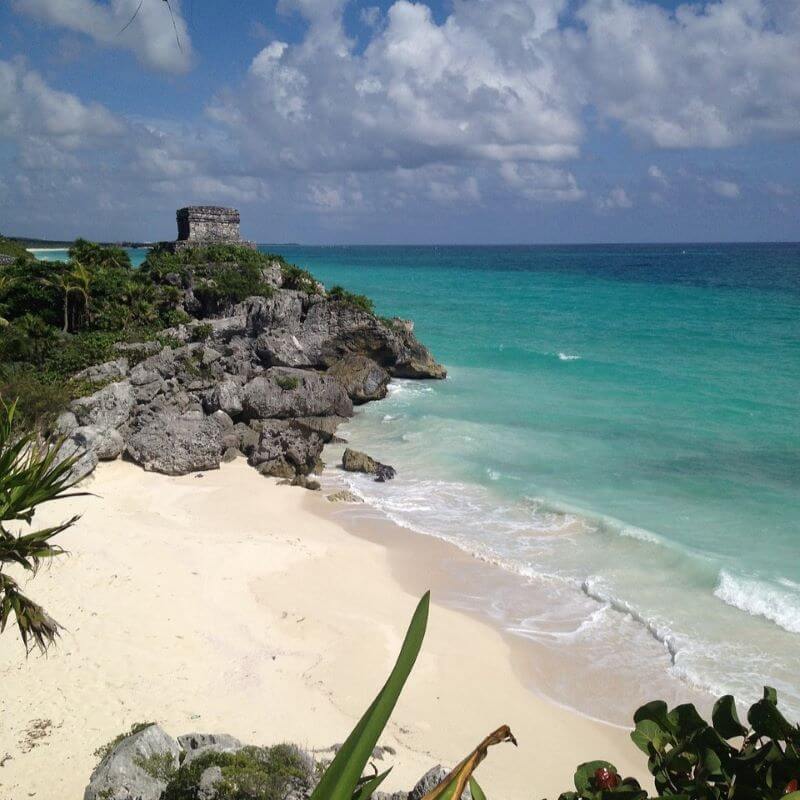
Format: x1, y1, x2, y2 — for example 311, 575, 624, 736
0, 398, 87, 652
41, 262, 93, 333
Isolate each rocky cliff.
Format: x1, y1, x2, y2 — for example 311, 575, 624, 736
56, 252, 445, 485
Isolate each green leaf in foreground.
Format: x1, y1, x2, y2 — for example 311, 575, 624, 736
309, 591, 430, 800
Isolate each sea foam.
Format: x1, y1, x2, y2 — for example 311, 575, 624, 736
714, 570, 800, 634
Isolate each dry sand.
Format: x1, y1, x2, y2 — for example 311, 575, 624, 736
0, 459, 643, 799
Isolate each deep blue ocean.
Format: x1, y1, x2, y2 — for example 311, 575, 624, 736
35, 243, 800, 720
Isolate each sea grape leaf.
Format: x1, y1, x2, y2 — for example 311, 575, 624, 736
634, 701, 672, 734
574, 762, 617, 795
632, 720, 671, 755
712, 696, 748, 739
668, 704, 709, 738
747, 699, 794, 741
763, 687, 778, 706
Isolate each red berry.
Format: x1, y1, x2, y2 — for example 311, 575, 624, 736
785, 779, 799, 794
594, 767, 621, 790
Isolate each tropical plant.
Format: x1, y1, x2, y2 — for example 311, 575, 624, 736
0, 398, 86, 652
328, 285, 375, 314
559, 689, 800, 800
308, 592, 517, 800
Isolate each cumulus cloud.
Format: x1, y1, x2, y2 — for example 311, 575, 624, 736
13, 0, 192, 73
597, 187, 633, 210
572, 0, 800, 148
709, 179, 741, 199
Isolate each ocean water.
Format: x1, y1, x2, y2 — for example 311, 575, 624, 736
268, 244, 800, 722
34, 242, 800, 721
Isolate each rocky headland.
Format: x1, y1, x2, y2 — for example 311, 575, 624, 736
54, 246, 445, 487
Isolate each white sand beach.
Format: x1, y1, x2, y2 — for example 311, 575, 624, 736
0, 460, 642, 800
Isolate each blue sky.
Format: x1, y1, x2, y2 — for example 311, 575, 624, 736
1, 0, 798, 244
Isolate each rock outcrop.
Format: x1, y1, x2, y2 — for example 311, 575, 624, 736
84, 724, 181, 800
328, 354, 390, 404
83, 725, 466, 800
342, 448, 397, 482
63, 250, 443, 486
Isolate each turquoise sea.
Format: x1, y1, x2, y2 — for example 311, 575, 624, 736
34, 243, 800, 721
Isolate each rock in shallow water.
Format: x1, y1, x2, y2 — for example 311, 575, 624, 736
342, 448, 396, 482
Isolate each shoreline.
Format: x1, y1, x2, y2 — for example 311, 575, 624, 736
0, 459, 644, 800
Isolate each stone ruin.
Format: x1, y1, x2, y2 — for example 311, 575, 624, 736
166, 206, 256, 251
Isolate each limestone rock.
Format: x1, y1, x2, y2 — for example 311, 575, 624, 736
205, 379, 243, 417
342, 448, 396, 482
326, 490, 363, 503
126, 417, 223, 475
71, 425, 125, 461
71, 381, 135, 430
328, 354, 390, 404
242, 369, 352, 420
178, 733, 243, 767
292, 415, 347, 443
54, 410, 79, 437
74, 358, 129, 385
83, 724, 180, 800
248, 421, 323, 478
55, 434, 99, 485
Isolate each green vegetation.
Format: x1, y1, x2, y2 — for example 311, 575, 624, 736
93, 722, 158, 763
275, 374, 299, 391
0, 399, 86, 653
0, 235, 33, 263
328, 285, 375, 314
280, 263, 318, 294
561, 688, 800, 800
190, 323, 214, 342
164, 745, 310, 800
134, 752, 178, 783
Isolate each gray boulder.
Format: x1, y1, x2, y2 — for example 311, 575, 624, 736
328, 354, 390, 404
84, 724, 180, 800
342, 448, 396, 482
242, 369, 352, 420
293, 415, 347, 443
74, 358, 129, 385
54, 410, 79, 437
178, 733, 243, 767
408, 766, 471, 800
71, 425, 125, 461
126, 417, 223, 475
248, 421, 324, 478
55, 434, 99, 485
205, 379, 244, 417
71, 381, 136, 430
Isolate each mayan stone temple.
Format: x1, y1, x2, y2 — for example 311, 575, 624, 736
166, 206, 256, 251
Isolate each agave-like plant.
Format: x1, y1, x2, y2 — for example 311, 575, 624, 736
0, 397, 87, 652
310, 591, 517, 800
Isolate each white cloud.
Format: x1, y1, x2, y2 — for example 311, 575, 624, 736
500, 161, 585, 202
13, 0, 192, 73
597, 187, 633, 210
648, 165, 668, 186
710, 179, 741, 199
573, 0, 800, 148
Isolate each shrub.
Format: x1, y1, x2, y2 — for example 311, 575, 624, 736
0, 236, 33, 262
275, 374, 299, 391
280, 264, 318, 294
0, 366, 72, 431
190, 323, 214, 342
327, 285, 374, 314
164, 745, 311, 800
559, 688, 800, 800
